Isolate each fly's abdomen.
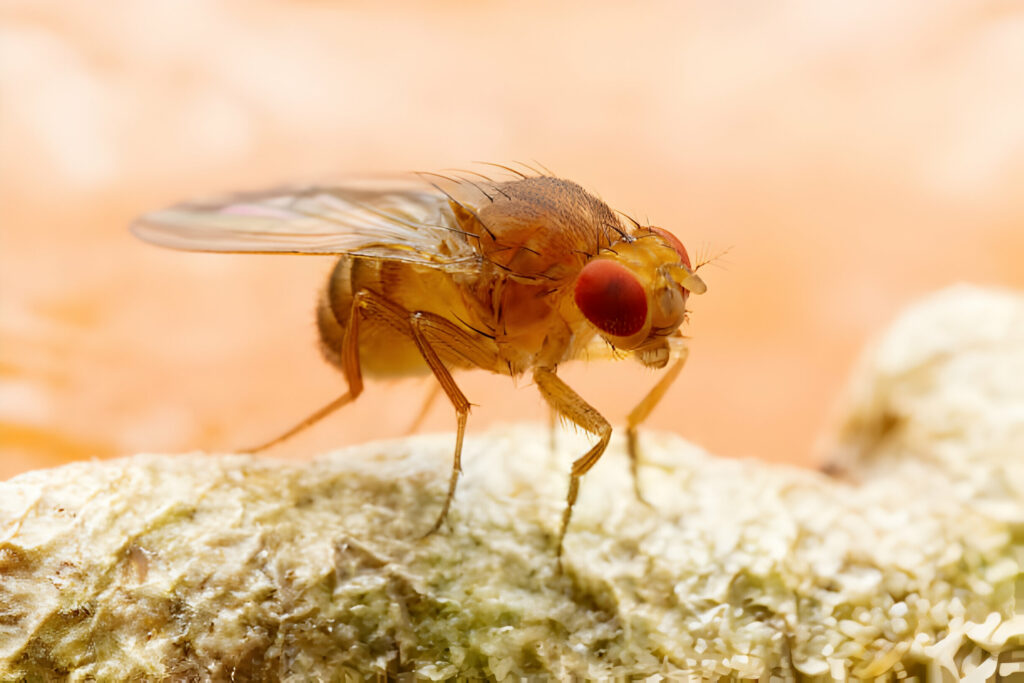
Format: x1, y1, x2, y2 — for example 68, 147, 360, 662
317, 257, 430, 378
317, 257, 492, 378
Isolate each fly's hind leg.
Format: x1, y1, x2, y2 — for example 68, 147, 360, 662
625, 340, 690, 503
409, 311, 500, 536
245, 289, 410, 452
533, 367, 612, 561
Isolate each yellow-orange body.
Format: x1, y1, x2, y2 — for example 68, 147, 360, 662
131, 171, 707, 561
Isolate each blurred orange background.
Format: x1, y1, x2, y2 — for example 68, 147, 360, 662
3, 1, 1024, 479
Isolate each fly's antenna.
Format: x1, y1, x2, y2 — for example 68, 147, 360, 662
695, 244, 733, 272
414, 171, 496, 240
473, 161, 528, 179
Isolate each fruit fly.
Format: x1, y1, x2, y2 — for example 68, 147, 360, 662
131, 167, 707, 558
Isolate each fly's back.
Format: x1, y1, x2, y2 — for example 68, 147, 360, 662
449, 176, 625, 282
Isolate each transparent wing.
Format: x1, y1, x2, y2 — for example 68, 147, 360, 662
130, 178, 481, 267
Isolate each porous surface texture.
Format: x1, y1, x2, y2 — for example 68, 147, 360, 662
1, 285, 1022, 680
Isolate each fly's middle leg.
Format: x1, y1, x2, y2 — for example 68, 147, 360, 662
533, 366, 612, 563
408, 311, 500, 536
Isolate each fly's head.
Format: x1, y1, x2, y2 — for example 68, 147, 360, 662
573, 226, 706, 366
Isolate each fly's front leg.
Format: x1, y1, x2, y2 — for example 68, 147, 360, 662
533, 367, 612, 561
246, 288, 410, 452
625, 339, 690, 503
409, 311, 500, 536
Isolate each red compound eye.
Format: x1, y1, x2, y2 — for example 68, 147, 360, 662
574, 259, 647, 337
649, 226, 691, 268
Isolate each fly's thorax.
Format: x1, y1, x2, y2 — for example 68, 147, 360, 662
503, 281, 581, 371
449, 176, 622, 281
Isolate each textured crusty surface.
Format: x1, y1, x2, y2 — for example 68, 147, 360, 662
1, 285, 1022, 681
